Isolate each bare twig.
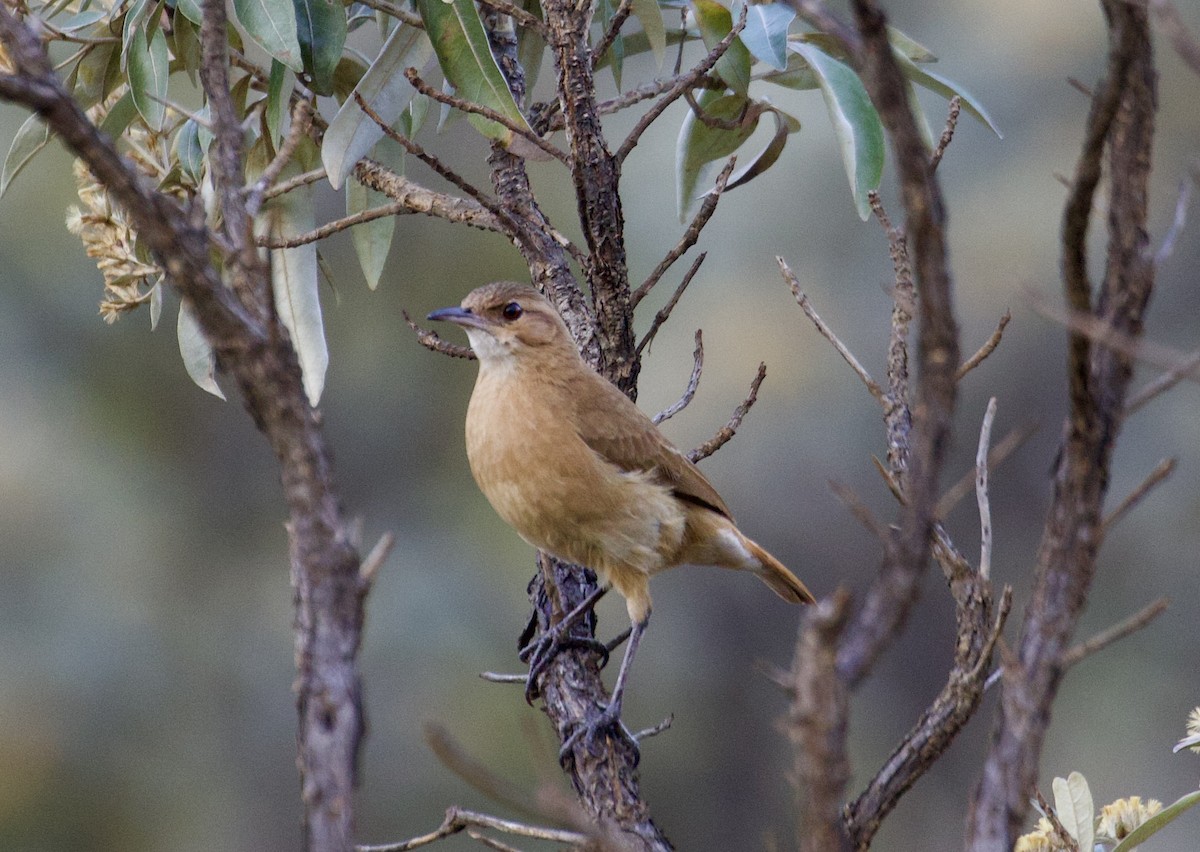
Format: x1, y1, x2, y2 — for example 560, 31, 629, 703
404, 69, 567, 164
928, 96, 960, 172
353, 0, 424, 28
246, 99, 313, 218
539, 73, 724, 133
956, 310, 1012, 380
632, 160, 733, 308
353, 159, 505, 234
1060, 598, 1169, 669
779, 256, 884, 401
358, 531, 396, 589
259, 201, 409, 249
265, 166, 327, 201
423, 724, 543, 819
1101, 457, 1176, 533
636, 252, 706, 355
653, 330, 703, 424
1035, 789, 1080, 852
476, 0, 547, 35
402, 309, 477, 360
1125, 348, 1200, 414
615, 5, 747, 163
357, 807, 590, 852
828, 480, 889, 543
633, 714, 674, 742
976, 398, 997, 580
936, 420, 1039, 518
688, 362, 766, 463
1150, 0, 1200, 77
479, 671, 527, 683
591, 0, 635, 68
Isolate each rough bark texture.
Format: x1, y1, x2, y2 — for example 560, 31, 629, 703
966, 3, 1156, 848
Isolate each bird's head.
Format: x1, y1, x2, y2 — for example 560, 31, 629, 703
427, 282, 575, 367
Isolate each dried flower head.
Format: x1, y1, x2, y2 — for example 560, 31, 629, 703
1013, 819, 1072, 852
1177, 706, 1200, 754
66, 159, 162, 323
1096, 796, 1162, 841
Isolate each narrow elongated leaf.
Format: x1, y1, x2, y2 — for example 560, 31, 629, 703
322, 24, 431, 189
630, 0, 665, 65
268, 147, 328, 405
99, 91, 140, 139
1, 113, 50, 200
233, 0, 303, 72
1051, 773, 1094, 852
892, 48, 1002, 138
294, 0, 348, 95
723, 108, 794, 191
72, 41, 118, 109
173, 118, 205, 183
175, 0, 204, 24
1111, 790, 1200, 852
414, 0, 540, 152
347, 180, 395, 290
887, 26, 936, 62
676, 90, 757, 217
756, 51, 818, 90
266, 59, 292, 147
516, 0, 545, 92
128, 27, 169, 130
738, 1, 793, 70
177, 301, 226, 399
790, 41, 884, 220
692, 0, 750, 94
149, 279, 163, 330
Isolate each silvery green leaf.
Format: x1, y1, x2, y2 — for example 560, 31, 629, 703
177, 300, 226, 399
1051, 772, 1094, 852
1, 113, 50, 200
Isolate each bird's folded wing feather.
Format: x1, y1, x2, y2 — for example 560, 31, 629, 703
570, 371, 733, 520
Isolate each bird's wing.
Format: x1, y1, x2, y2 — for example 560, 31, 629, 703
571, 372, 733, 520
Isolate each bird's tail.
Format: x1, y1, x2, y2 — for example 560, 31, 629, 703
738, 530, 815, 605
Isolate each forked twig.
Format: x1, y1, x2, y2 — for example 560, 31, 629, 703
688, 362, 767, 462
246, 99, 313, 218
936, 420, 1039, 518
637, 252, 706, 355
592, 0, 634, 68
653, 330, 703, 424
357, 806, 589, 851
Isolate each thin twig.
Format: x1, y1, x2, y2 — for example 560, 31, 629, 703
1060, 598, 1169, 669
829, 479, 889, 543
633, 714, 674, 742
653, 330, 703, 424
956, 310, 1012, 380
357, 807, 589, 852
1125, 348, 1200, 414
404, 69, 567, 164
1101, 457, 1176, 533
476, 0, 547, 35
1150, 0, 1200, 77
479, 671, 527, 683
1034, 789, 1080, 852
928, 96, 960, 172
975, 398, 997, 580
539, 73, 724, 132
265, 167, 327, 200
936, 420, 1039, 518
258, 201, 409, 248
423, 723, 540, 818
358, 531, 396, 589
591, 0, 634, 68
632, 159, 734, 308
246, 99, 313, 218
637, 252, 706, 355
682, 85, 751, 130
779, 256, 884, 401
615, 4, 747, 163
466, 831, 523, 852
354, 94, 514, 231
353, 0, 424, 28
688, 362, 766, 463
402, 309, 477, 359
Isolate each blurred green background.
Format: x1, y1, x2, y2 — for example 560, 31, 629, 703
3, 1, 1199, 849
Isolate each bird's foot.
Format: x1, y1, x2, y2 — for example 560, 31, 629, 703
520, 627, 610, 705
558, 701, 640, 769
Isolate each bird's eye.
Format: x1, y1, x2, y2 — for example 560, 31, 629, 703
501, 301, 523, 321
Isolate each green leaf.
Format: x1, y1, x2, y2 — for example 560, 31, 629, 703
72, 42, 119, 109
516, 0, 545, 93
322, 24, 431, 189
675, 90, 757, 218
892, 48, 1002, 138
414, 0, 542, 155
737, 0, 793, 70
175, 0, 204, 25
267, 142, 328, 405
789, 41, 884, 220
630, 0, 665, 65
128, 26, 170, 130
1, 113, 50, 200
347, 179, 395, 290
149, 279, 163, 331
597, 0, 624, 88
121, 0, 155, 67
99, 91, 140, 139
177, 301, 226, 399
294, 0, 348, 95
593, 28, 688, 69
723, 107, 794, 191
169, 11, 203, 85
173, 118, 205, 183
1111, 790, 1200, 852
233, 0, 303, 72
691, 0, 750, 94
1052, 772, 1094, 852
887, 26, 936, 62
266, 59, 294, 147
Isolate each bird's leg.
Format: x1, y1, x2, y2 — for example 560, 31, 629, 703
559, 616, 648, 767
520, 583, 611, 703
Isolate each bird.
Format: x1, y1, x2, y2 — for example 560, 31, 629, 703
428, 281, 813, 747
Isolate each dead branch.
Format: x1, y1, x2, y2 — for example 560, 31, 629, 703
592, 0, 635, 68
1101, 457, 1176, 533
928, 96, 961, 172
402, 310, 477, 360
653, 330, 703, 424
259, 201, 410, 249
688, 362, 767, 463
637, 252, 706, 355
1060, 597, 1169, 669
976, 398, 997, 580
357, 807, 590, 852
936, 420, 1039, 518
957, 311, 1012, 381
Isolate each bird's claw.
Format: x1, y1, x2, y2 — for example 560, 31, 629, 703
558, 704, 640, 769
520, 629, 611, 704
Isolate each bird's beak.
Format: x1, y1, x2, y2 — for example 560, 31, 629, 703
427, 306, 489, 330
